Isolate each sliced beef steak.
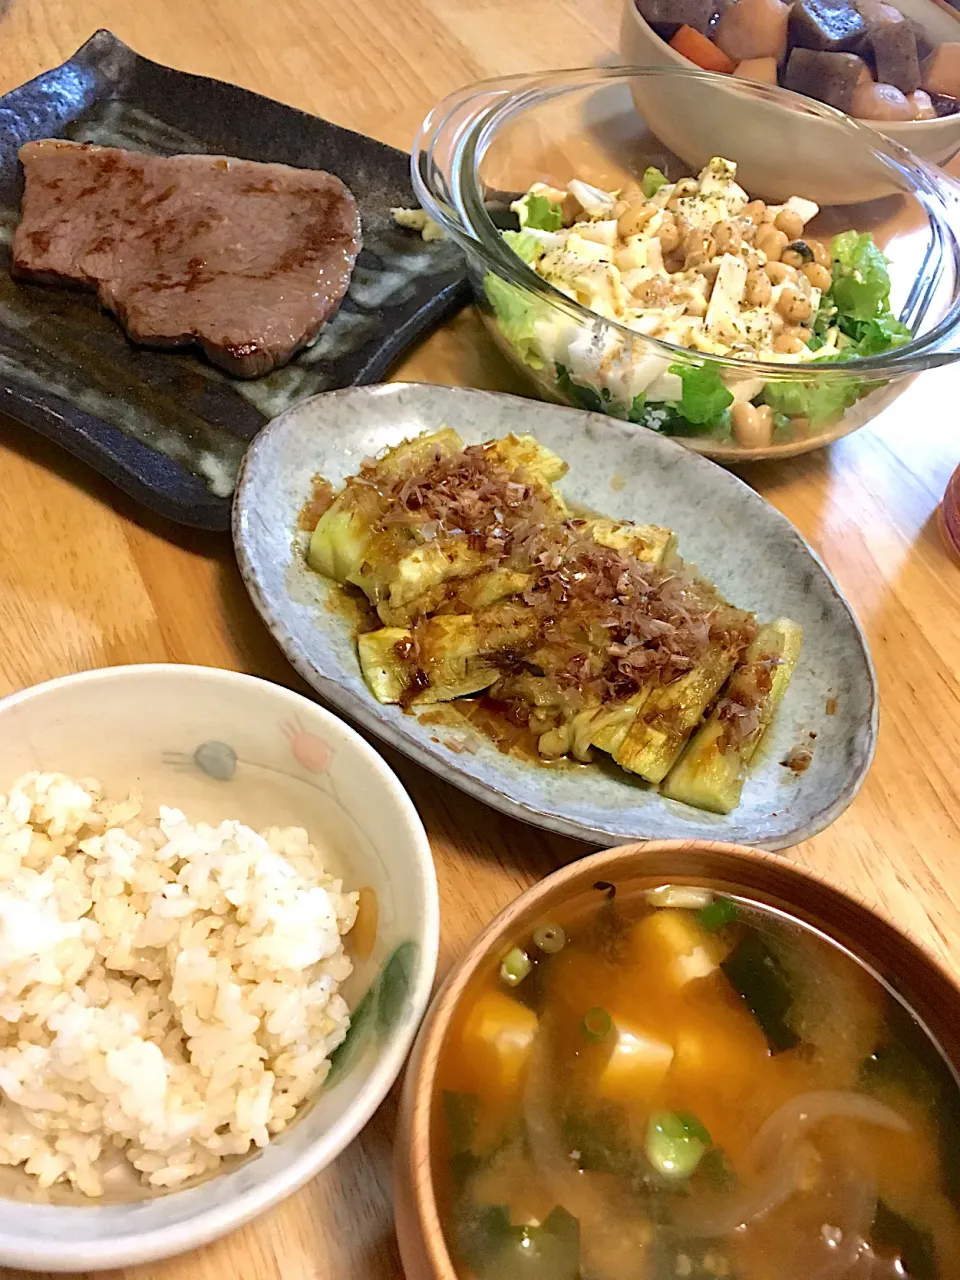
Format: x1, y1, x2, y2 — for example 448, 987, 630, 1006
12, 140, 362, 378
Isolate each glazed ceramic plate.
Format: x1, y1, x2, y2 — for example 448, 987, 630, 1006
234, 383, 878, 849
0, 31, 467, 529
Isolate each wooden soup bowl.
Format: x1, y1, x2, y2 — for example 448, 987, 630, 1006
394, 839, 960, 1278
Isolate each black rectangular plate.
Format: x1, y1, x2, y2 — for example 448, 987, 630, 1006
0, 31, 468, 529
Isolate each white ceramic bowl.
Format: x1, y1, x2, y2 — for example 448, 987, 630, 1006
621, 0, 960, 174
0, 664, 439, 1272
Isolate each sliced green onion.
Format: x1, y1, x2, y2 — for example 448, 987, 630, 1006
581, 1006, 612, 1042
644, 1110, 710, 1180
500, 947, 532, 987
698, 896, 739, 932
533, 923, 566, 955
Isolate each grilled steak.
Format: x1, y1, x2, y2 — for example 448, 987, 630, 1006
12, 140, 362, 378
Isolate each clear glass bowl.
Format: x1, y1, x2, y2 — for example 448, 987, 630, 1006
412, 66, 960, 461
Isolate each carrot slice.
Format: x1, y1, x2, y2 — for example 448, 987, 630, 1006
669, 25, 737, 73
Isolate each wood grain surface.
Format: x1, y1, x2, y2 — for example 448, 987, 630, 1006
1, 2, 960, 1277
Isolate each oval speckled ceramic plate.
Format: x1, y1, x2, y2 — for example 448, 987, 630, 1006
233, 383, 878, 850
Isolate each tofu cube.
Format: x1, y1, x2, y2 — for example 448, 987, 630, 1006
460, 989, 538, 1099
598, 1020, 675, 1104
704, 254, 748, 335
671, 1009, 770, 1096
629, 909, 727, 990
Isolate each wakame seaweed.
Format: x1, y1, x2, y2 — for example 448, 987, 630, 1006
872, 1201, 937, 1280
454, 1201, 580, 1280
720, 930, 799, 1052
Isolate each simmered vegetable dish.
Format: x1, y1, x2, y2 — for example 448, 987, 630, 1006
636, 0, 960, 121
435, 884, 960, 1278
304, 429, 801, 813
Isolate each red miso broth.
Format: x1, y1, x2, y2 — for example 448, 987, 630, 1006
432, 881, 960, 1279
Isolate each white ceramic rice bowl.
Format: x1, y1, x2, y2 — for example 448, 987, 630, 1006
0, 664, 438, 1271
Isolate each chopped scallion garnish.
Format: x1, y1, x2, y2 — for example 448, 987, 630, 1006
533, 923, 566, 954
499, 947, 532, 987
581, 1006, 613, 1042
644, 1110, 711, 1179
698, 896, 739, 932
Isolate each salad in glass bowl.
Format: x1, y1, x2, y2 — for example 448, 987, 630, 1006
491, 156, 909, 449
412, 66, 960, 461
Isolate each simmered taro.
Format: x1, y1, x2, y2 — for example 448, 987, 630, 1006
714, 0, 790, 62
784, 46, 865, 109
434, 885, 960, 1279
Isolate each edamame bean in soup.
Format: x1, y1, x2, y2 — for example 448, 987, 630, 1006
435, 884, 960, 1277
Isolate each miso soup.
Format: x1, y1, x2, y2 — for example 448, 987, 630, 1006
433, 882, 960, 1279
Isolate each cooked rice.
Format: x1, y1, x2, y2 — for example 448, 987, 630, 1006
0, 772, 358, 1197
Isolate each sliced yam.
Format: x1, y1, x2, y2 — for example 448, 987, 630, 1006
597, 1019, 675, 1105
851, 79, 913, 119
613, 638, 744, 784
661, 617, 803, 814
733, 56, 779, 83
459, 988, 538, 1103
669, 25, 737, 72
922, 43, 960, 99
714, 0, 790, 64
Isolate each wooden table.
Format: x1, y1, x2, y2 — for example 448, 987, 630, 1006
2, 1, 960, 1276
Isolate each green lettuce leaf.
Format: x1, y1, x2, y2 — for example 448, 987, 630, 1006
628, 396, 731, 438
762, 374, 861, 427
642, 166, 668, 199
501, 229, 544, 265
520, 192, 562, 232
483, 273, 544, 369
829, 231, 894, 322
836, 312, 912, 357
669, 362, 734, 426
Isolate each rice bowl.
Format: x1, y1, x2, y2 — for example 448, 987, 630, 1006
0, 772, 358, 1198
0, 664, 437, 1271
